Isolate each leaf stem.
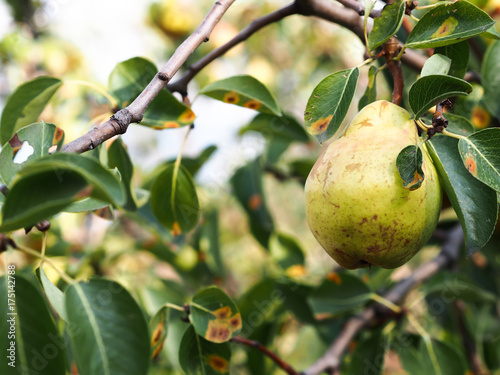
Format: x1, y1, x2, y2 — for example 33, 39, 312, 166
16, 244, 74, 285
370, 293, 402, 313
409, 13, 420, 22
415, 2, 452, 10
442, 129, 464, 140
64, 80, 118, 108
358, 57, 374, 69
406, 312, 442, 375
164, 302, 186, 312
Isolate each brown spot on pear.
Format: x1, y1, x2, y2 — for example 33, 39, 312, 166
305, 101, 442, 269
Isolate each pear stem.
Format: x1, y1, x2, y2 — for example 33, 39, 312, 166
442, 129, 464, 140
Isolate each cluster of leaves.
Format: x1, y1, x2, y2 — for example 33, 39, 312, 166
0, 0, 500, 374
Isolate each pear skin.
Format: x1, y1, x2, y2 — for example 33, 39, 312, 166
305, 100, 442, 269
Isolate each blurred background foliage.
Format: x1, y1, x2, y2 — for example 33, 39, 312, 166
1, 0, 500, 374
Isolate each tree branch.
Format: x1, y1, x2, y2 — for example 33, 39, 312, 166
168, 3, 300, 95
384, 37, 403, 106
303, 224, 464, 375
61, 0, 235, 153
231, 336, 300, 375
335, 0, 382, 18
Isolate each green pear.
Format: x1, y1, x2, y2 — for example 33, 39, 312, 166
305, 100, 442, 269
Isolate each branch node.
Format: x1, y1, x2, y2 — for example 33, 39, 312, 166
157, 72, 170, 81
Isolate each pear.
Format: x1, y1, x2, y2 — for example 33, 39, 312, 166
305, 100, 442, 269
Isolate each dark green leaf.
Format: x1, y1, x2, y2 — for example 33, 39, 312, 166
358, 66, 378, 111
445, 113, 474, 136
349, 330, 386, 375
406, 1, 495, 49
37, 265, 68, 321
304, 68, 359, 143
108, 57, 195, 128
200, 75, 280, 115
239, 113, 309, 142
65, 278, 150, 375
0, 76, 62, 144
396, 145, 425, 190
289, 158, 315, 182
434, 41, 469, 79
0, 169, 88, 232
482, 40, 500, 118
368, 0, 405, 51
194, 210, 225, 277
428, 135, 497, 255
0, 274, 67, 375
423, 272, 497, 303
481, 25, 500, 39
400, 337, 467, 375
420, 53, 451, 77
108, 137, 137, 211
150, 163, 200, 235
265, 137, 290, 164
190, 286, 241, 343
150, 305, 170, 360
308, 272, 371, 318
179, 325, 231, 375
409, 75, 472, 118
458, 128, 500, 193
0, 121, 64, 187
230, 158, 274, 248
179, 145, 217, 177
269, 232, 305, 272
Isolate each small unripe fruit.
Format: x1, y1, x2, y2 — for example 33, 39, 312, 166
305, 100, 442, 269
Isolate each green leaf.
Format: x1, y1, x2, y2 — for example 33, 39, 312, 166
445, 113, 474, 136
63, 197, 109, 213
367, 0, 405, 51
406, 1, 495, 49
0, 273, 67, 375
458, 128, 500, 193
358, 65, 378, 111
0, 121, 64, 186
0, 153, 126, 232
0, 76, 62, 144
190, 286, 242, 343
400, 337, 467, 375
178, 145, 217, 177
481, 25, 500, 39
423, 272, 497, 303
396, 145, 425, 190
482, 41, 500, 118
239, 113, 309, 142
230, 158, 274, 248
108, 138, 137, 211
420, 54, 451, 77
108, 57, 195, 128
150, 163, 200, 235
65, 278, 150, 375
269, 232, 305, 272
308, 272, 371, 318
150, 304, 170, 360
194, 210, 225, 277
409, 75, 472, 118
428, 135, 497, 256
0, 169, 88, 232
265, 137, 290, 164
179, 325, 231, 375
304, 68, 359, 143
37, 265, 68, 321
200, 75, 280, 116
349, 330, 386, 375
434, 41, 469, 79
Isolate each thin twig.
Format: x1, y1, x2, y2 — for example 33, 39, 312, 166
231, 336, 300, 375
61, 0, 235, 153
383, 36, 403, 105
168, 3, 299, 95
303, 224, 464, 375
455, 300, 483, 375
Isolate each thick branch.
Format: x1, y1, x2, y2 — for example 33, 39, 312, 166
62, 0, 235, 153
303, 224, 464, 375
231, 336, 300, 375
168, 3, 299, 95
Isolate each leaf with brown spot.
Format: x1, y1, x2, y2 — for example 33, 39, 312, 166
149, 305, 170, 360
304, 68, 359, 143
179, 325, 231, 374
200, 75, 280, 115
190, 286, 242, 343
396, 145, 425, 190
